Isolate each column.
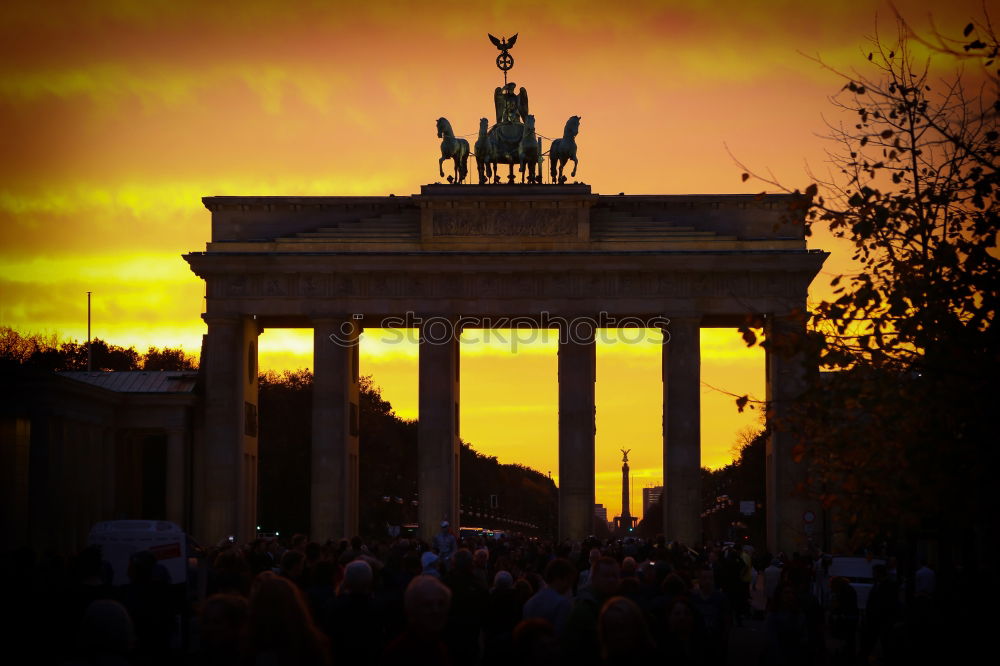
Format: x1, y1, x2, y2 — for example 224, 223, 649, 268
765, 313, 816, 554
662, 316, 701, 546
418, 318, 460, 541
100, 426, 115, 518
165, 427, 186, 527
558, 324, 596, 541
198, 315, 259, 544
312, 318, 361, 541
0, 417, 31, 552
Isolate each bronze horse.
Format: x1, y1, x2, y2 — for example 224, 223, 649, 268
550, 115, 580, 184
436, 117, 470, 184
474, 117, 494, 185
518, 114, 542, 184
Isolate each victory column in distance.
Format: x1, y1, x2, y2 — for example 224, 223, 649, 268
436, 33, 581, 185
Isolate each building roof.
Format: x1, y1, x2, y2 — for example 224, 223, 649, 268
59, 371, 199, 394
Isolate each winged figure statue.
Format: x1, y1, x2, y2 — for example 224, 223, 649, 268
493, 82, 529, 125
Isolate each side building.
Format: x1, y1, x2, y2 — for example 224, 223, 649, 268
1, 367, 201, 554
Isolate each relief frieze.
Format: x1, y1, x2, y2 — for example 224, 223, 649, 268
208, 270, 804, 301
432, 208, 576, 236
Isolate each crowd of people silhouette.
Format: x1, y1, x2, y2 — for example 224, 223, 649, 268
5, 528, 960, 665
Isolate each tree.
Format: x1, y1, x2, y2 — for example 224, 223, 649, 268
142, 345, 197, 371
0, 326, 197, 371
256, 369, 557, 539
737, 14, 998, 551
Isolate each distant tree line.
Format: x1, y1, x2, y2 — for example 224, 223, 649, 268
2, 326, 558, 539
0, 327, 198, 371
257, 369, 558, 539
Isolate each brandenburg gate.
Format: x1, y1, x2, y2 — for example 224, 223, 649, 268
184, 184, 827, 552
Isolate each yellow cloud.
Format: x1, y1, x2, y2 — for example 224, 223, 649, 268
2, 252, 192, 285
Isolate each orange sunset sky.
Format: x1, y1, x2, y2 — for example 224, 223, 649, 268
1, 0, 982, 520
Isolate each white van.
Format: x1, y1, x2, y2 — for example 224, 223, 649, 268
88, 520, 189, 586
828, 556, 886, 610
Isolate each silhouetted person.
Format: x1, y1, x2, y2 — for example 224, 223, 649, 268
119, 550, 177, 664
421, 551, 442, 578
305, 559, 338, 621
828, 576, 858, 664
473, 548, 491, 588
279, 550, 306, 586
859, 563, 900, 664
247, 571, 331, 666
718, 547, 745, 627
564, 556, 620, 666
598, 596, 656, 665
209, 547, 251, 596
576, 547, 601, 592
69, 599, 135, 666
763, 582, 813, 666
483, 571, 521, 666
914, 558, 936, 599
195, 593, 248, 666
290, 533, 309, 554
659, 596, 709, 666
433, 522, 457, 572
690, 566, 731, 666
247, 539, 271, 575
764, 557, 783, 606
323, 559, 384, 663
523, 557, 576, 635
512, 618, 562, 666
443, 548, 488, 664
382, 574, 452, 666
68, 545, 115, 627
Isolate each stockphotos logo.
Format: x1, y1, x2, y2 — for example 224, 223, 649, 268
325, 312, 671, 350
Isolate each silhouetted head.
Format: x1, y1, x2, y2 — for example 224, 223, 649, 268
592, 556, 621, 600
513, 618, 560, 666
420, 551, 439, 575
666, 596, 697, 637
339, 560, 373, 596
279, 550, 304, 580
662, 572, 688, 597
543, 557, 576, 593
77, 600, 134, 657
599, 596, 653, 659
248, 572, 328, 662
199, 594, 249, 658
493, 570, 514, 591
698, 567, 715, 595
405, 575, 451, 635
453, 548, 473, 572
